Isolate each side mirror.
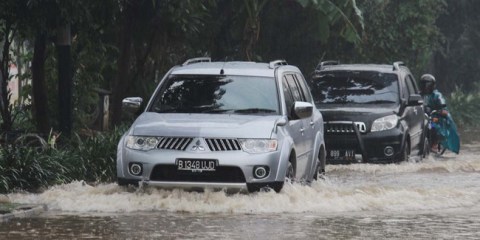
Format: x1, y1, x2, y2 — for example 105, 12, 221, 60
408, 94, 423, 106
292, 101, 313, 119
122, 97, 143, 113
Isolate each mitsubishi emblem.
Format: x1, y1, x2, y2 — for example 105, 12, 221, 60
191, 139, 205, 151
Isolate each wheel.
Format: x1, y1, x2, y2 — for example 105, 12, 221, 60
421, 136, 430, 159
272, 160, 295, 193
313, 148, 326, 180
397, 141, 410, 162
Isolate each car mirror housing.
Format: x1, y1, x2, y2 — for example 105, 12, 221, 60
122, 97, 143, 113
292, 101, 313, 119
407, 94, 423, 106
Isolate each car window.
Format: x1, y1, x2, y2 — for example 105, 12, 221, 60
295, 73, 312, 103
311, 71, 400, 104
285, 74, 304, 102
282, 76, 295, 117
150, 75, 280, 115
406, 75, 418, 95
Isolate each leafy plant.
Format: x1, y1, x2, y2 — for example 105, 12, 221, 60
447, 85, 480, 128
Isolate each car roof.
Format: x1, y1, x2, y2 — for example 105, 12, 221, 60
170, 61, 299, 77
316, 64, 406, 74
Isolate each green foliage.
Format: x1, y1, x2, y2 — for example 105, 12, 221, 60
0, 125, 127, 193
0, 145, 71, 193
354, 0, 445, 76
447, 85, 480, 128
67, 125, 127, 182
434, 0, 480, 94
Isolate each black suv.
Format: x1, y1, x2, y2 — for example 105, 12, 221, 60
309, 61, 428, 163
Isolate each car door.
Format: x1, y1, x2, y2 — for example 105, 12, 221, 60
405, 74, 424, 149
283, 73, 310, 178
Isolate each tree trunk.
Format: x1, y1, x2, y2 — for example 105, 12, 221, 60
111, 1, 139, 126
56, 24, 73, 137
31, 32, 50, 135
0, 23, 13, 132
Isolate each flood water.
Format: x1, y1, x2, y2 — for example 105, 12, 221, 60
2, 142, 480, 239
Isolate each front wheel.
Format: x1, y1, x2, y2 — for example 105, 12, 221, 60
272, 160, 295, 193
421, 136, 430, 159
397, 141, 410, 162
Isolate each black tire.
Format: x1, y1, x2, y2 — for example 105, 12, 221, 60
273, 160, 295, 193
397, 141, 410, 162
313, 148, 326, 180
421, 136, 430, 159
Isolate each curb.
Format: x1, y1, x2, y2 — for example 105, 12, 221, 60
0, 204, 47, 222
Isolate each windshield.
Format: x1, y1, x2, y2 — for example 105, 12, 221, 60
311, 71, 399, 105
149, 75, 280, 115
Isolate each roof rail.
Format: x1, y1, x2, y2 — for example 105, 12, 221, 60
392, 61, 404, 71
182, 57, 211, 66
315, 60, 339, 71
269, 59, 288, 69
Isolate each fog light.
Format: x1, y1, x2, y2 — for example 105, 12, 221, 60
129, 163, 143, 176
253, 166, 269, 179
384, 146, 394, 157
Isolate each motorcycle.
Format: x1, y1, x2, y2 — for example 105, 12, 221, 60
426, 109, 460, 156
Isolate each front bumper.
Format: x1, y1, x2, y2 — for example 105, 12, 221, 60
325, 125, 406, 164
117, 147, 287, 190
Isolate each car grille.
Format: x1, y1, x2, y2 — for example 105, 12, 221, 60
325, 122, 366, 134
150, 165, 246, 183
205, 138, 242, 151
157, 137, 193, 151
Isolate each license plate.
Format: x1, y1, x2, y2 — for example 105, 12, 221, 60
328, 149, 355, 160
176, 159, 218, 171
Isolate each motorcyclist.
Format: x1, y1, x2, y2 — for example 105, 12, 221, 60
419, 74, 448, 152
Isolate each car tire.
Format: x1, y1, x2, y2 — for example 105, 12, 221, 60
273, 160, 295, 193
397, 141, 410, 162
313, 148, 326, 180
421, 136, 430, 159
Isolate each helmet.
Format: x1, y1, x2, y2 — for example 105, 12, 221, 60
420, 74, 436, 83
420, 74, 435, 93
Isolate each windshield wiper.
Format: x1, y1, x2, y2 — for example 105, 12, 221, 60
364, 100, 396, 104
233, 108, 277, 114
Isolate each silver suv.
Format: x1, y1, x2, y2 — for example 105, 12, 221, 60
117, 58, 326, 192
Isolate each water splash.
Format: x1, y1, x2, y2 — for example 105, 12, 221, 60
7, 144, 480, 215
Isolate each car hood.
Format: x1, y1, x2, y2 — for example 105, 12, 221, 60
318, 104, 399, 123
130, 112, 279, 138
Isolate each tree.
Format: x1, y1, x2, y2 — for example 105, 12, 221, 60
434, 0, 480, 94
354, 0, 445, 77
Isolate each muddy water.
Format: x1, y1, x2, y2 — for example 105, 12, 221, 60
2, 143, 480, 239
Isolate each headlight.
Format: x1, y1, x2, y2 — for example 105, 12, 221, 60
371, 115, 398, 132
125, 136, 159, 151
239, 139, 278, 154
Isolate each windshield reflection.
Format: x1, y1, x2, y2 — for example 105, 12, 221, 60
311, 71, 399, 105
150, 75, 280, 115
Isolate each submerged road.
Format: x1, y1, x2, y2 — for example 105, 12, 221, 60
2, 142, 480, 239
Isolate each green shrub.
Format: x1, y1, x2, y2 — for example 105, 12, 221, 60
447, 86, 480, 128
0, 125, 128, 193
0, 146, 72, 193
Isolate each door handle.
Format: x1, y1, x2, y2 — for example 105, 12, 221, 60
310, 121, 315, 128
300, 128, 305, 135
